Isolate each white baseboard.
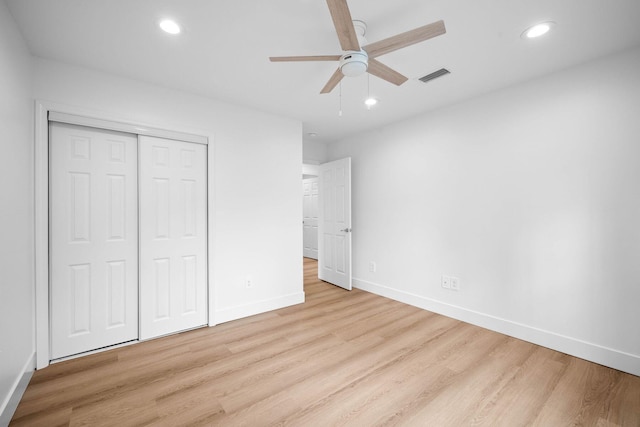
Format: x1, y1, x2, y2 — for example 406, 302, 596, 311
215, 292, 305, 324
0, 352, 35, 426
353, 278, 640, 377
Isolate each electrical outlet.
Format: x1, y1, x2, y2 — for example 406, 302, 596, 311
441, 275, 451, 289
246, 276, 252, 288
450, 276, 460, 291
369, 261, 377, 273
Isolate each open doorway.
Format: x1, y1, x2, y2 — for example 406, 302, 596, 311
302, 164, 319, 260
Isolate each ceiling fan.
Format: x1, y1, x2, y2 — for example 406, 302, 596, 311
269, 0, 446, 94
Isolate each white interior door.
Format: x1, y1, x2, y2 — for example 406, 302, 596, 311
303, 177, 319, 259
50, 123, 139, 359
139, 136, 208, 340
318, 158, 352, 290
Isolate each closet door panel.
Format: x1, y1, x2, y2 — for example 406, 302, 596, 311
139, 136, 207, 340
50, 123, 138, 359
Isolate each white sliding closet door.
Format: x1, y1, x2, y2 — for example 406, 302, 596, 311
50, 123, 139, 359
139, 136, 208, 340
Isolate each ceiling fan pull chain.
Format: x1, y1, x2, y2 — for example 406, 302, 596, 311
366, 74, 370, 110
339, 81, 343, 117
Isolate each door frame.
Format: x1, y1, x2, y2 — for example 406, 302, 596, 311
34, 100, 216, 369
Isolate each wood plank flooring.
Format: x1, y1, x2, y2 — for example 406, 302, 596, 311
11, 258, 640, 426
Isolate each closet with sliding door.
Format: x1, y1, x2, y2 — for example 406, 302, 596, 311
48, 115, 208, 360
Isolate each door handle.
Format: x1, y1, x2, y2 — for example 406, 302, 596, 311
341, 228, 352, 233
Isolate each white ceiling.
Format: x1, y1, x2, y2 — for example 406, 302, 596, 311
7, 0, 640, 143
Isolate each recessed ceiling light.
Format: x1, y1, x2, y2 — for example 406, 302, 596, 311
364, 97, 378, 108
159, 19, 181, 35
307, 132, 317, 137
522, 22, 555, 39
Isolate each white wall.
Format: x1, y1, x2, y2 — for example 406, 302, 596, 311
0, 0, 35, 419
303, 139, 328, 164
33, 58, 304, 323
328, 47, 640, 376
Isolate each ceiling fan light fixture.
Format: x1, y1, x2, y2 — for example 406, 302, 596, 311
340, 51, 368, 77
159, 19, 181, 35
522, 21, 555, 39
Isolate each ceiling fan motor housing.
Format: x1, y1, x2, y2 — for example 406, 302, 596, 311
340, 50, 368, 77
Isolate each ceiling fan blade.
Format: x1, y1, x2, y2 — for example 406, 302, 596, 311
326, 0, 360, 51
320, 68, 344, 94
363, 20, 446, 58
270, 55, 341, 62
367, 59, 408, 86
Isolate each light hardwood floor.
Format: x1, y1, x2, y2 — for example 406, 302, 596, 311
11, 258, 640, 426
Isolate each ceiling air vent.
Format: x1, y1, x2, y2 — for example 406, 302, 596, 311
419, 68, 450, 83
